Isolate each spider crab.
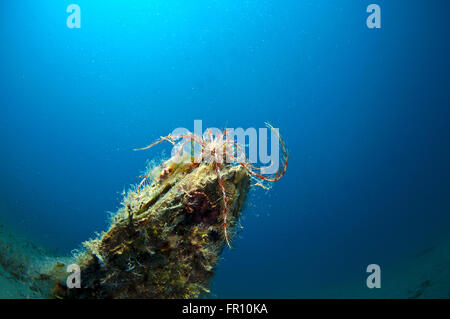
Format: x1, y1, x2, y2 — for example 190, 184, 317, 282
134, 122, 288, 248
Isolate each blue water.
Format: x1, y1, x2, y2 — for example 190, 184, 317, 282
1, 1, 450, 298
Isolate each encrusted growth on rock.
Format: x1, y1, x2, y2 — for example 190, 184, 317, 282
50, 160, 249, 299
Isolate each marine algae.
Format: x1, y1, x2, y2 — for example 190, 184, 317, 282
5, 123, 288, 299
50, 158, 250, 299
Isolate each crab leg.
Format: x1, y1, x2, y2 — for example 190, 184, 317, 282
134, 135, 176, 151
214, 152, 232, 248
227, 123, 289, 182
137, 174, 150, 193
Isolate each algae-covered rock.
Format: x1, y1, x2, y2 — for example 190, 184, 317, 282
51, 159, 250, 299
10, 123, 287, 299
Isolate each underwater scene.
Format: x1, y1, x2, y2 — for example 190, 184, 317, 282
0, 1, 449, 299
